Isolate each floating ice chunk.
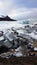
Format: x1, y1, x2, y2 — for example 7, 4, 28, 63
34, 48, 37, 51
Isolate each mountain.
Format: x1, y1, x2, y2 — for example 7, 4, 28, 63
0, 16, 16, 21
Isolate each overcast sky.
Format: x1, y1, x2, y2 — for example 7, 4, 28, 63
0, 0, 37, 20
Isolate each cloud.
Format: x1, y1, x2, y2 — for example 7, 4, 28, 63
0, 0, 13, 15
0, 1, 4, 9
8, 8, 37, 20
0, 0, 37, 20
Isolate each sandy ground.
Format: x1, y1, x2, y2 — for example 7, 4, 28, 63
33, 41, 37, 48
0, 56, 37, 65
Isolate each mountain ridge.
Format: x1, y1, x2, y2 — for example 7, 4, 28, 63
0, 15, 16, 21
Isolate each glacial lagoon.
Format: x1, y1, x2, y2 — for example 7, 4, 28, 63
0, 20, 37, 31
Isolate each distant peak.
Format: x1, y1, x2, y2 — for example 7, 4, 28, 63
0, 15, 16, 21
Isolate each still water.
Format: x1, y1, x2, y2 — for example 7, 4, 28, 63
0, 20, 37, 31
0, 21, 22, 30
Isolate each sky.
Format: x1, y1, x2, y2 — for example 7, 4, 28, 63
0, 0, 37, 20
